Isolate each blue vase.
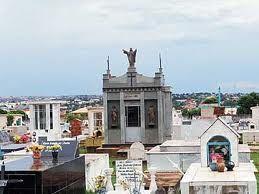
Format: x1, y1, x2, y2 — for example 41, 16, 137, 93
209, 162, 218, 171
97, 187, 106, 194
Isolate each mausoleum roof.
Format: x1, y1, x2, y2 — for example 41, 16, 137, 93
199, 117, 240, 138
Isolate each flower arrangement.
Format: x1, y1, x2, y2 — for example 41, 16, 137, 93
210, 153, 222, 163
118, 178, 130, 191
93, 175, 107, 194
28, 143, 45, 152
20, 135, 29, 143
47, 144, 62, 152
28, 143, 45, 159
13, 135, 21, 143
13, 135, 30, 144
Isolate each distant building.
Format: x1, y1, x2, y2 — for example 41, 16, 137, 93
199, 104, 218, 119
0, 114, 23, 128
29, 101, 63, 142
70, 119, 82, 137
87, 106, 104, 136
184, 99, 197, 110
72, 106, 104, 136
240, 105, 259, 143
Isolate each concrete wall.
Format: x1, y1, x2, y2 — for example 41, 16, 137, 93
145, 128, 159, 144
147, 152, 201, 172
147, 151, 250, 173
251, 106, 259, 130
242, 131, 259, 143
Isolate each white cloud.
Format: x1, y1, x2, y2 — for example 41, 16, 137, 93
222, 81, 259, 91
0, 0, 259, 48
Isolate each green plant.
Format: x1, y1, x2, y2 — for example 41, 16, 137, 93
6, 114, 14, 126
237, 92, 259, 114
66, 113, 82, 122
203, 96, 218, 104
47, 144, 62, 152
0, 109, 7, 114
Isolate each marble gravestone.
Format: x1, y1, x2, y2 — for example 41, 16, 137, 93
39, 139, 79, 159
129, 142, 145, 160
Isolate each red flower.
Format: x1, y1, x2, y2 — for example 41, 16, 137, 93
20, 135, 29, 143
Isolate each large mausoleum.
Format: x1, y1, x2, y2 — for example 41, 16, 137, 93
103, 49, 172, 144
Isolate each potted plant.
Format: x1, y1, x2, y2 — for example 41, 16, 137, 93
47, 144, 62, 160
209, 153, 220, 171
28, 144, 45, 159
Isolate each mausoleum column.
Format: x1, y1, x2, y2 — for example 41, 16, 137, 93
103, 92, 108, 143
120, 92, 125, 143
46, 104, 50, 130
157, 90, 163, 143
140, 91, 145, 142
29, 105, 35, 130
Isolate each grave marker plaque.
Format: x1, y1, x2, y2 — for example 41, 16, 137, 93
116, 160, 143, 183
39, 140, 79, 159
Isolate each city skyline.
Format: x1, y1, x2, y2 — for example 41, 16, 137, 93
1, 0, 259, 96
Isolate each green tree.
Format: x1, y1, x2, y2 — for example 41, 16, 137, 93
9, 110, 29, 121
203, 96, 218, 104
237, 92, 259, 114
65, 113, 82, 122
223, 100, 237, 107
182, 108, 201, 119
7, 114, 14, 126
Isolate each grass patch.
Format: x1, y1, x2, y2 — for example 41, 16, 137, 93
251, 152, 259, 167
79, 147, 87, 154
250, 152, 259, 192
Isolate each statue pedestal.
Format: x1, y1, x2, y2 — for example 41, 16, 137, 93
127, 67, 136, 73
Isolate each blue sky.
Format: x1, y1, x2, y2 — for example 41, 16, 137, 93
1, 0, 259, 96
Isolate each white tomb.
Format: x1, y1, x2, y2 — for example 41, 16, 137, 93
29, 101, 64, 142
180, 118, 257, 194
147, 118, 251, 172
239, 105, 259, 143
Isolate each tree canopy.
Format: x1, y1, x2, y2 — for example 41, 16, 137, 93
237, 92, 259, 114
182, 108, 201, 119
203, 96, 218, 104
9, 110, 29, 121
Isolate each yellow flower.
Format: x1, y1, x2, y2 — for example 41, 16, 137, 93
28, 143, 45, 152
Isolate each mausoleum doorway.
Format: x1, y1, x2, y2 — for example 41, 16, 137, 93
207, 135, 230, 165
125, 105, 141, 142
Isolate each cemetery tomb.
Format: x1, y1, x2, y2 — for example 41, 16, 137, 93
180, 118, 257, 194
103, 49, 172, 144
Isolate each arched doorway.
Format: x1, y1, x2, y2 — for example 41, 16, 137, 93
207, 136, 231, 165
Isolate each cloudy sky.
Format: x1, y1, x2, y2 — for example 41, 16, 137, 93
1, 0, 259, 95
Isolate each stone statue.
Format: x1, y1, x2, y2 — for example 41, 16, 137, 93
148, 105, 155, 125
123, 48, 137, 67
111, 106, 118, 127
